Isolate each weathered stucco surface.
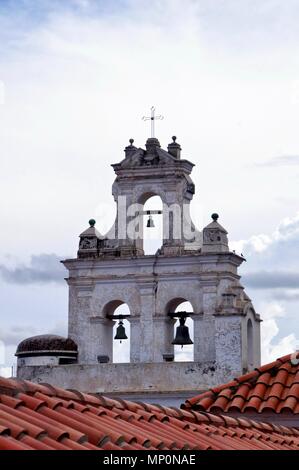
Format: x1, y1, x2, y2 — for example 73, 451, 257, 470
17, 137, 262, 392
17, 361, 238, 393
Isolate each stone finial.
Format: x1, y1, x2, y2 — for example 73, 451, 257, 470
167, 135, 181, 159
145, 137, 161, 153
142, 137, 161, 165
124, 138, 137, 158
78, 219, 101, 259
201, 213, 229, 253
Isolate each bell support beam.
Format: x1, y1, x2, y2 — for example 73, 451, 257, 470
140, 210, 163, 215
106, 314, 130, 320
168, 311, 194, 319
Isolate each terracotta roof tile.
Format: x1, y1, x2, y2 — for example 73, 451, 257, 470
0, 423, 12, 435
277, 396, 298, 412
184, 353, 299, 415
211, 380, 239, 393
259, 396, 280, 412
1, 374, 299, 450
255, 372, 272, 385
235, 370, 259, 382
0, 394, 24, 409
267, 382, 285, 398
218, 388, 234, 399
209, 396, 230, 412
0, 435, 32, 450
17, 393, 47, 411
250, 383, 268, 398
226, 396, 246, 411
184, 391, 214, 408
243, 396, 263, 411
234, 383, 251, 398
0, 419, 24, 440
193, 395, 215, 410
274, 368, 290, 385
289, 383, 299, 397
256, 361, 280, 373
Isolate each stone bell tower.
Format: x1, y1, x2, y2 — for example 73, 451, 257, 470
78, 135, 201, 259
17, 134, 261, 394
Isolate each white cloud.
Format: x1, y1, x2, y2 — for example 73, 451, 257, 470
0, 254, 65, 285
232, 213, 299, 365
231, 234, 272, 254
0, 0, 299, 259
275, 212, 299, 240
0, 322, 67, 371
260, 302, 298, 363
231, 211, 299, 256
1, 0, 299, 375
0, 367, 12, 378
0, 325, 37, 346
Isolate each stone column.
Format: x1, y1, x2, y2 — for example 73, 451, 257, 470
254, 321, 261, 368
202, 285, 218, 315
192, 284, 218, 363
152, 316, 175, 362
138, 281, 156, 362
162, 192, 184, 255
89, 317, 115, 363
214, 315, 243, 378
193, 315, 216, 362
68, 284, 93, 364
128, 317, 141, 363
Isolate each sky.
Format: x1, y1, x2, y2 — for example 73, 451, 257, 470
1, 0, 299, 375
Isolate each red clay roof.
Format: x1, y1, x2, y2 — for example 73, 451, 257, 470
1, 376, 299, 450
184, 353, 299, 414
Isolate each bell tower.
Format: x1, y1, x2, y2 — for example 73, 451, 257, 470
17, 132, 261, 394
79, 135, 201, 259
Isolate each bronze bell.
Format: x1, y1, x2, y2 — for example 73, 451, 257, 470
172, 317, 193, 348
114, 320, 128, 343
146, 215, 155, 228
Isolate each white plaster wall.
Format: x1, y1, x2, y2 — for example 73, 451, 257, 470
17, 356, 59, 367
215, 316, 243, 377
65, 254, 249, 369
18, 361, 235, 393
241, 309, 261, 371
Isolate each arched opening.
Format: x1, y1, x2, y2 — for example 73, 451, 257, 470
247, 318, 254, 370
142, 195, 163, 255
104, 301, 130, 364
166, 298, 194, 362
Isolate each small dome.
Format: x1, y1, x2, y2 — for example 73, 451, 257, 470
16, 334, 78, 356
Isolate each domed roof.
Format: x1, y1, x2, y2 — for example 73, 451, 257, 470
16, 334, 78, 356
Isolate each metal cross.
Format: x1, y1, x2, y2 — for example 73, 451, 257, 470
142, 106, 164, 138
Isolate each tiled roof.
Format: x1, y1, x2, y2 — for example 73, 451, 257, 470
184, 354, 299, 414
1, 376, 299, 450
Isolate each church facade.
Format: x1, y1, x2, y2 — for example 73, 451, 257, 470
16, 135, 261, 393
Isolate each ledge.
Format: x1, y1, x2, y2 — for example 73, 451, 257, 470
17, 361, 241, 394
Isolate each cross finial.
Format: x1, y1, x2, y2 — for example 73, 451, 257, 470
142, 106, 164, 138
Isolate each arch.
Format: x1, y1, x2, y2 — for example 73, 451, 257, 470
165, 297, 195, 315
137, 187, 167, 206
141, 195, 163, 255
103, 300, 131, 364
247, 318, 254, 370
165, 298, 194, 362
138, 191, 160, 205
103, 300, 125, 317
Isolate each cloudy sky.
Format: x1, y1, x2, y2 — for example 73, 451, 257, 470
1, 0, 299, 375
